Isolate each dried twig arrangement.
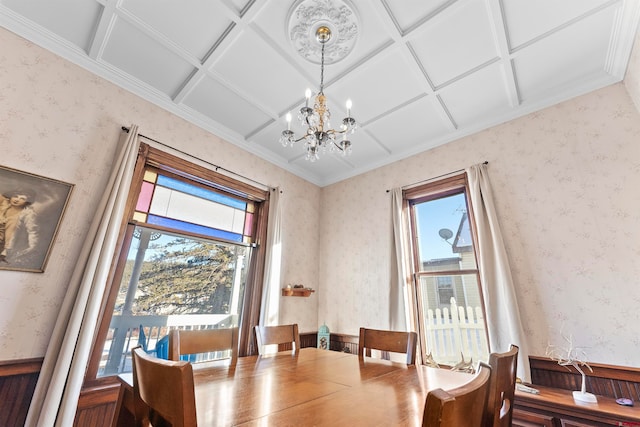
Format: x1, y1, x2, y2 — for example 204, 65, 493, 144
546, 332, 597, 403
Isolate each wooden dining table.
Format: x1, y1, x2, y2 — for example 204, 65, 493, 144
113, 347, 474, 426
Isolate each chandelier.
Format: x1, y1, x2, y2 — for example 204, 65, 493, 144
279, 26, 357, 162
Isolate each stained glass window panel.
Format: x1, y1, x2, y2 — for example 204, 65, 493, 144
147, 215, 243, 242
156, 175, 246, 210
149, 186, 245, 234
136, 181, 154, 212
132, 212, 147, 222
143, 170, 157, 182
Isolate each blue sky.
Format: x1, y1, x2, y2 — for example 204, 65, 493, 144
415, 193, 467, 262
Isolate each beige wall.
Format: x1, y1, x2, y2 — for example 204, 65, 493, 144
0, 27, 319, 360
320, 82, 640, 366
2, 23, 640, 368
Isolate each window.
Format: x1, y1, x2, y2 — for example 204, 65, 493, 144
87, 144, 269, 380
435, 276, 455, 308
406, 174, 489, 367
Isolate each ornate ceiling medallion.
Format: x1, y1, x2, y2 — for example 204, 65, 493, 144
287, 0, 359, 65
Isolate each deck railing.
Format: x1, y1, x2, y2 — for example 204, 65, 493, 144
101, 313, 235, 375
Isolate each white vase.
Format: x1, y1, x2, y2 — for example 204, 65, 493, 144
572, 371, 597, 403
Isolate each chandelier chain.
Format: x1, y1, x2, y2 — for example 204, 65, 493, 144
319, 41, 325, 95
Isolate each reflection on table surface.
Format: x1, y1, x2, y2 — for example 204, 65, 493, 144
116, 347, 473, 427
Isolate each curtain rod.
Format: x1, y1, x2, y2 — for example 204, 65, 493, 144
121, 126, 273, 191
385, 161, 488, 193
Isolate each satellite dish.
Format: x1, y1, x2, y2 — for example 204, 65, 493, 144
438, 228, 453, 240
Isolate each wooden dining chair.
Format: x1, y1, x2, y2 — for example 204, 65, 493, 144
483, 344, 519, 427
358, 327, 418, 365
423, 362, 492, 427
254, 323, 300, 354
131, 346, 197, 427
168, 327, 238, 364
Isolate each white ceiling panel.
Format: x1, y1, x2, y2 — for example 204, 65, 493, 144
514, 4, 617, 103
101, 17, 196, 97
120, 0, 233, 61
382, 0, 453, 34
342, 132, 392, 165
251, 125, 297, 160
409, 0, 498, 87
503, 0, 612, 49
365, 96, 453, 155
228, 0, 252, 15
330, 48, 426, 124
439, 61, 513, 128
289, 150, 358, 179
183, 75, 271, 137
213, 29, 310, 118
1, 0, 101, 51
1, 0, 638, 186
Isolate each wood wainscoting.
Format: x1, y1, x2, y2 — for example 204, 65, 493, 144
0, 358, 41, 427
529, 356, 640, 400
0, 356, 122, 427
74, 381, 121, 427
299, 331, 360, 354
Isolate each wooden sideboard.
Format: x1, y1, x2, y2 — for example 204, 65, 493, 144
513, 357, 640, 426
514, 385, 640, 426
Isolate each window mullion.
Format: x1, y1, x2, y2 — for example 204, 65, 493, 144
416, 269, 479, 277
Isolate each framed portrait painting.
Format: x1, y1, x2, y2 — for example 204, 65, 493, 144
0, 165, 73, 273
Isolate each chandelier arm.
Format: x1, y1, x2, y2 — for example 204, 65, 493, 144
332, 140, 346, 152
285, 126, 320, 143
293, 134, 311, 143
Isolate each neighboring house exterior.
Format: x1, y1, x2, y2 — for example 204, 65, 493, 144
421, 213, 481, 312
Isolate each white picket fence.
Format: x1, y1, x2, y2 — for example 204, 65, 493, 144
425, 297, 489, 366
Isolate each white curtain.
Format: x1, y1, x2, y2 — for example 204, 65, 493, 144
260, 187, 282, 326
466, 163, 531, 382
390, 188, 411, 332
26, 125, 141, 427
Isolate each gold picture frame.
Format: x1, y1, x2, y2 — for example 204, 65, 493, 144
0, 165, 73, 273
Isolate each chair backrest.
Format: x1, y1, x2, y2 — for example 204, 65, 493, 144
254, 324, 300, 354
168, 327, 238, 364
483, 344, 519, 427
358, 327, 418, 365
423, 362, 492, 427
131, 346, 197, 427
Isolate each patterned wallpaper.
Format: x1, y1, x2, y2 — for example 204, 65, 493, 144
320, 81, 640, 366
2, 24, 640, 368
0, 27, 319, 360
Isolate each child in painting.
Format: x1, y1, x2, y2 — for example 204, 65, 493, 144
0, 188, 39, 264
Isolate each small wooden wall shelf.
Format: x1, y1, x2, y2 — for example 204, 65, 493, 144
282, 288, 315, 297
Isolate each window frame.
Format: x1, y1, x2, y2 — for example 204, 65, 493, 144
404, 173, 490, 365
84, 143, 270, 385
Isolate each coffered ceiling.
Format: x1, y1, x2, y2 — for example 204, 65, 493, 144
1, 0, 639, 186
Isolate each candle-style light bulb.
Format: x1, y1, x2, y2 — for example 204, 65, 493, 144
286, 112, 292, 130
346, 99, 352, 118
305, 88, 311, 108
